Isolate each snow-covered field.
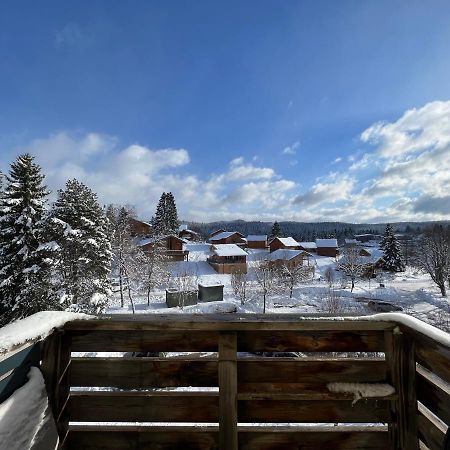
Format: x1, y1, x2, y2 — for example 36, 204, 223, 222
107, 242, 450, 332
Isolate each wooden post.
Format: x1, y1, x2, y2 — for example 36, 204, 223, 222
385, 329, 419, 449
219, 331, 238, 450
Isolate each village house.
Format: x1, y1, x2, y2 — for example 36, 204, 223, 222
178, 224, 200, 241
128, 218, 152, 237
269, 236, 300, 253
246, 234, 268, 249
344, 238, 358, 247
138, 234, 189, 261
208, 231, 246, 247
268, 249, 311, 269
316, 238, 338, 257
298, 241, 317, 253
207, 244, 248, 274
354, 233, 382, 243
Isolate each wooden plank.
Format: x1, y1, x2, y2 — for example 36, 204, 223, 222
238, 428, 389, 450
414, 332, 450, 387
218, 331, 238, 450
70, 330, 219, 352
0, 343, 39, 378
237, 330, 385, 352
237, 358, 387, 386
238, 399, 390, 423
237, 386, 397, 401
0, 343, 40, 403
67, 429, 219, 450
385, 329, 419, 450
63, 314, 396, 331
70, 357, 218, 388
417, 410, 446, 450
416, 365, 450, 426
69, 391, 218, 422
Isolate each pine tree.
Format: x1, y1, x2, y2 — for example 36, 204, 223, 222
271, 221, 281, 238
381, 224, 405, 272
49, 179, 112, 313
166, 192, 179, 234
0, 154, 59, 324
152, 192, 179, 235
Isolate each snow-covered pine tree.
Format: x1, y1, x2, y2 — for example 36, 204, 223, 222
152, 192, 168, 236
381, 224, 405, 272
0, 154, 59, 325
166, 192, 179, 234
49, 179, 112, 313
271, 221, 281, 238
152, 192, 179, 235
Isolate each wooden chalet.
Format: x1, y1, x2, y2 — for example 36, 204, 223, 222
268, 249, 311, 269
298, 241, 317, 253
178, 224, 200, 241
207, 244, 248, 274
138, 235, 189, 261
209, 231, 246, 247
246, 235, 268, 249
269, 236, 300, 253
128, 217, 152, 237
316, 238, 338, 257
3, 312, 450, 450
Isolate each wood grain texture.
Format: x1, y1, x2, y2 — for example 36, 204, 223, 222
66, 429, 219, 450
237, 358, 387, 385
416, 366, 450, 426
218, 331, 238, 450
70, 357, 218, 388
238, 399, 390, 423
238, 429, 390, 450
237, 330, 385, 352
63, 314, 396, 331
69, 391, 219, 422
417, 411, 446, 450
70, 330, 219, 352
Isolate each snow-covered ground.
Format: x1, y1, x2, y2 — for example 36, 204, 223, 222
107, 242, 450, 332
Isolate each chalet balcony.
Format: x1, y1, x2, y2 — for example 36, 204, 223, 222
1, 313, 450, 450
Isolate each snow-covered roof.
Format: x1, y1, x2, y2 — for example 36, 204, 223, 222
316, 238, 338, 248
179, 224, 188, 231
299, 241, 317, 249
210, 231, 241, 241
345, 239, 357, 244
269, 249, 304, 261
246, 235, 267, 241
138, 237, 154, 246
212, 244, 248, 257
274, 237, 299, 247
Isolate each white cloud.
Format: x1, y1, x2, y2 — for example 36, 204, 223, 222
282, 141, 300, 155
4, 100, 450, 223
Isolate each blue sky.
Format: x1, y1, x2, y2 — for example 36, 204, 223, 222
1, 1, 450, 222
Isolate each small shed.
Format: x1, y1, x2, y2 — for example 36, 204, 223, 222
198, 283, 224, 302
246, 235, 268, 249
316, 239, 338, 257
165, 289, 198, 308
208, 231, 246, 246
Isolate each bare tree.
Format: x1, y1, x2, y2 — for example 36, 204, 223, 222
231, 270, 248, 305
337, 246, 365, 292
323, 266, 336, 288
173, 266, 197, 309
417, 225, 450, 297
253, 259, 280, 313
141, 244, 170, 305
279, 263, 313, 298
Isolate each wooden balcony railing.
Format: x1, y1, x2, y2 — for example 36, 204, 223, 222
1, 313, 450, 450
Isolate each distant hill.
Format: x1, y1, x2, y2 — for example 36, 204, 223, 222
182, 220, 450, 242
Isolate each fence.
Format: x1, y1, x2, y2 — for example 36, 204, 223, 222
1, 313, 450, 449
